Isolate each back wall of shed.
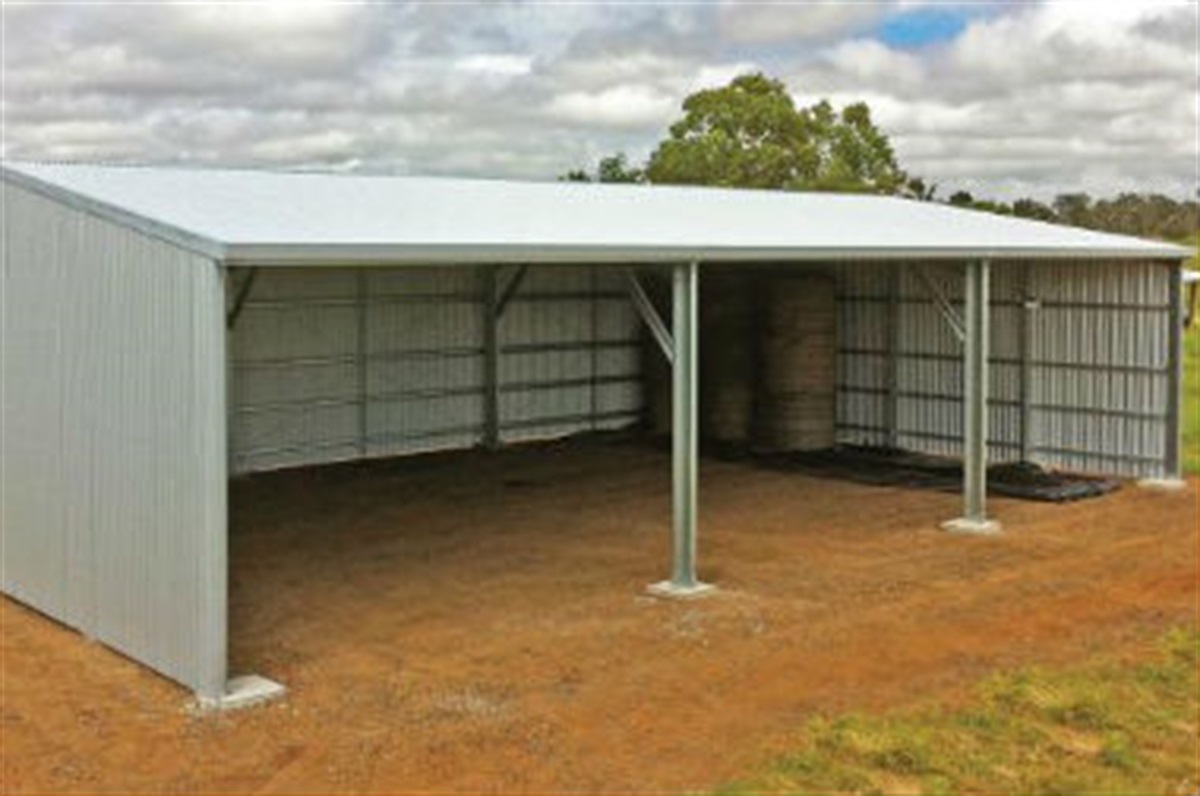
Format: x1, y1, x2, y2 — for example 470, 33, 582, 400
228, 266, 644, 473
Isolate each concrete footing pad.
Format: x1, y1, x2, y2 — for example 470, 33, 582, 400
1136, 478, 1186, 492
195, 675, 286, 712
941, 517, 1003, 536
646, 580, 717, 600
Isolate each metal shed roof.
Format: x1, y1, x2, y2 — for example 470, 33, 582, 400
2, 161, 1191, 265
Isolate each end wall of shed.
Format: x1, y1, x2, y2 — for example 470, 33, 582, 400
1, 182, 228, 696
836, 260, 1176, 478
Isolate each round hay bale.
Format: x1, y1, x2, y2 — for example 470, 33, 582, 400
757, 274, 837, 451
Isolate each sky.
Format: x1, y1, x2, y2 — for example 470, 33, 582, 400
1, 0, 1197, 203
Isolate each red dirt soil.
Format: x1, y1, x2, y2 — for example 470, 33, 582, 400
2, 437, 1197, 793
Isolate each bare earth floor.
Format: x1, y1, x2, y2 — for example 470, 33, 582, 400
2, 437, 1197, 793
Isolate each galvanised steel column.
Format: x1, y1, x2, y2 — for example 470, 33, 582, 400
200, 261, 285, 710
648, 262, 714, 598
942, 259, 1001, 535
199, 260, 231, 703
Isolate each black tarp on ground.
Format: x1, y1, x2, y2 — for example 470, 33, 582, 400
752, 445, 1122, 503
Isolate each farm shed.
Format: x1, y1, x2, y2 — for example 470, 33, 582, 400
0, 162, 1190, 707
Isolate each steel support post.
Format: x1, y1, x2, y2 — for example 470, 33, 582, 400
942, 260, 1001, 535
200, 261, 232, 704
648, 262, 714, 599
199, 262, 286, 711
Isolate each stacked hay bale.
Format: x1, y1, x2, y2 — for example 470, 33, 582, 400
640, 268, 836, 453
756, 273, 837, 451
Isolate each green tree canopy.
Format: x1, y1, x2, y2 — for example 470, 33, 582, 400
560, 153, 644, 184
643, 73, 908, 194
596, 153, 643, 184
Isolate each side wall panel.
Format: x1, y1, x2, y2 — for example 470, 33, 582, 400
1029, 262, 1171, 476
836, 260, 1172, 478
229, 265, 641, 473
1, 183, 227, 695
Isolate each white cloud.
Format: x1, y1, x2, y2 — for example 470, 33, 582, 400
544, 84, 677, 130
454, 54, 533, 77
821, 39, 925, 88
716, 2, 887, 44
690, 62, 761, 91
786, 2, 1197, 200
248, 129, 360, 163
0, 1, 1195, 200
947, 2, 1187, 86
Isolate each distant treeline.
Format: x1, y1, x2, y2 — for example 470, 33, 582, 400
945, 190, 1199, 244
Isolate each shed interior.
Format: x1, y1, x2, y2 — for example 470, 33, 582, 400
222, 254, 1182, 696
227, 260, 1177, 480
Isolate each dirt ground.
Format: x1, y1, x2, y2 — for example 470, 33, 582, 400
3, 436, 1197, 794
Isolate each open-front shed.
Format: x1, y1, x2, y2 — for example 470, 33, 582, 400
1, 162, 1190, 706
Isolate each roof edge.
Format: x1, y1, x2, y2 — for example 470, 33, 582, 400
1, 163, 227, 261
223, 242, 1193, 267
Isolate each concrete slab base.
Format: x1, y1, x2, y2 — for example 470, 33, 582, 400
941, 517, 1003, 536
194, 675, 286, 712
646, 580, 717, 600
1136, 478, 1186, 492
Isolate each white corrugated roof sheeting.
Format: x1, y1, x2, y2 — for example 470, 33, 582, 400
2, 161, 1191, 265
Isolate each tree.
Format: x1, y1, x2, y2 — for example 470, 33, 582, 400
643, 73, 909, 194
596, 153, 643, 184
904, 176, 937, 202
559, 153, 643, 184
970, 199, 1013, 216
940, 188, 1197, 242
1012, 197, 1056, 222
1052, 193, 1093, 227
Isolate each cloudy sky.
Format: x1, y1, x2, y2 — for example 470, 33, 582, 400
2, 1, 1197, 202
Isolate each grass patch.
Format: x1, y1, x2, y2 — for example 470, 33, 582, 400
1184, 316, 1199, 476
1182, 237, 1198, 475
724, 629, 1199, 795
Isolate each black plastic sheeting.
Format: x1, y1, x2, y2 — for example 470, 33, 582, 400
751, 445, 1123, 503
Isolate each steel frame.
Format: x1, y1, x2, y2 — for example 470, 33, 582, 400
625, 269, 674, 364
628, 264, 712, 598
940, 260, 999, 535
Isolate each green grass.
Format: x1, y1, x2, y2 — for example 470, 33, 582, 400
721, 629, 1200, 795
1185, 320, 1199, 475
1183, 233, 1199, 475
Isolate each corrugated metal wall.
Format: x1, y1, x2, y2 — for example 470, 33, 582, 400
228, 265, 641, 473
1, 182, 227, 696
836, 260, 1174, 478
